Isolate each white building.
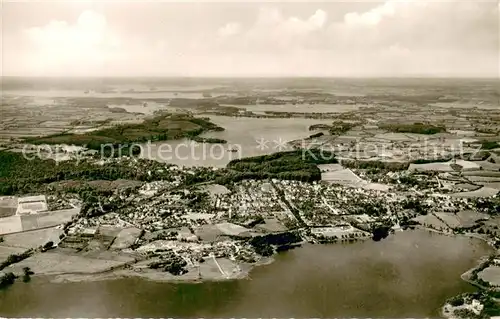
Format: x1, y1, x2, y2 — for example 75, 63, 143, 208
16, 195, 48, 215
470, 299, 484, 315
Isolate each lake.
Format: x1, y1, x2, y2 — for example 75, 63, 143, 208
141, 116, 331, 167
0, 230, 491, 318
239, 103, 370, 114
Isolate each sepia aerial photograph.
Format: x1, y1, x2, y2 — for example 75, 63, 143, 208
0, 0, 499, 318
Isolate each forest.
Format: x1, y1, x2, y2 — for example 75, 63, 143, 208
225, 149, 338, 183
379, 123, 446, 135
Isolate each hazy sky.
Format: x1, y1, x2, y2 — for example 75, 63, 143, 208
2, 0, 499, 77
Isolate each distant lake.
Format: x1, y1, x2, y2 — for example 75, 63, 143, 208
2, 89, 205, 99
430, 102, 500, 110
238, 103, 369, 114
142, 116, 332, 167
0, 230, 491, 318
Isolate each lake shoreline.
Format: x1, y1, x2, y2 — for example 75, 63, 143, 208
1, 229, 492, 318
420, 226, 498, 318
31, 229, 492, 292
39, 255, 277, 285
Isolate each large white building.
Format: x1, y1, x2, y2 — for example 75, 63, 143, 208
16, 195, 48, 215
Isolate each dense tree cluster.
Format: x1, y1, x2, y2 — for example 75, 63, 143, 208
308, 132, 324, 139
329, 121, 357, 135
481, 141, 500, 150
351, 202, 388, 217
342, 159, 409, 171
402, 198, 430, 215
0, 272, 16, 290
250, 231, 302, 256
379, 123, 446, 135
448, 295, 465, 306
308, 124, 331, 131
22, 267, 34, 283
41, 241, 55, 252
307, 121, 357, 135
371, 224, 392, 242
473, 198, 500, 214
0, 151, 176, 195
149, 252, 188, 276
226, 150, 338, 183
411, 158, 452, 164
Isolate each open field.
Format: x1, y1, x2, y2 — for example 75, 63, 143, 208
216, 223, 251, 237
256, 218, 289, 233
0, 208, 80, 235
456, 211, 490, 228
0, 196, 17, 218
51, 256, 251, 283
482, 183, 500, 190
3, 250, 135, 276
412, 214, 450, 230
0, 227, 63, 249
0, 245, 27, 259
321, 168, 364, 186
110, 227, 143, 250
433, 213, 462, 229
450, 187, 499, 198
409, 162, 454, 172
478, 266, 500, 286
467, 176, 500, 183
463, 171, 500, 178
195, 225, 225, 242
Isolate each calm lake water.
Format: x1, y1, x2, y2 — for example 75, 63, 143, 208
0, 230, 491, 318
141, 116, 331, 167
239, 103, 369, 113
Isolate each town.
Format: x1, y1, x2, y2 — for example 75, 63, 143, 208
1, 78, 499, 319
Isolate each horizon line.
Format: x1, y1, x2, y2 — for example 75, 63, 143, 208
2, 75, 499, 80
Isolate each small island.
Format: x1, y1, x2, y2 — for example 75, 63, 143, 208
190, 137, 228, 144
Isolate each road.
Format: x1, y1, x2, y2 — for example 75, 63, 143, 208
211, 254, 227, 278
270, 181, 307, 228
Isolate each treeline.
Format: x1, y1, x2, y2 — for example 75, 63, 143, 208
379, 123, 446, 135
308, 132, 324, 139
411, 157, 452, 164
341, 159, 409, 171
309, 124, 331, 131
481, 141, 500, 150
0, 249, 34, 271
